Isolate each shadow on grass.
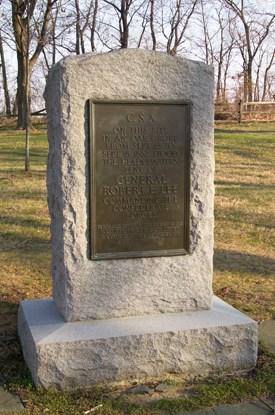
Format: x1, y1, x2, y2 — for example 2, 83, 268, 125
0, 148, 47, 157
215, 206, 275, 230
215, 129, 275, 134
0, 169, 46, 176
0, 301, 27, 386
214, 249, 275, 277
215, 180, 275, 190
1, 231, 49, 246
215, 143, 274, 151
232, 149, 262, 159
0, 190, 47, 200
1, 215, 49, 229
1, 231, 50, 280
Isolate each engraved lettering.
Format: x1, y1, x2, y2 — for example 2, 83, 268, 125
90, 102, 190, 258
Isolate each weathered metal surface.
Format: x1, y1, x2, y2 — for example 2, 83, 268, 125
89, 101, 190, 259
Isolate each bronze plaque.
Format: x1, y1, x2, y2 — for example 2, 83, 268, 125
89, 101, 190, 259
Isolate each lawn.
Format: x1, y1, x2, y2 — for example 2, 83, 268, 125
214, 122, 275, 320
0, 120, 274, 414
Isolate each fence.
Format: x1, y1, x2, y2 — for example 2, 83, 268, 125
215, 101, 275, 122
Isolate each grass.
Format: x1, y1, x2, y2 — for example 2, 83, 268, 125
213, 122, 275, 320
0, 120, 274, 414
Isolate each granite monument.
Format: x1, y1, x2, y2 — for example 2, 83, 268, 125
18, 49, 257, 389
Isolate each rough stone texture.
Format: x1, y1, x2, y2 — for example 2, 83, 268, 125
128, 385, 154, 395
18, 296, 257, 390
155, 383, 173, 392
259, 320, 275, 353
45, 49, 215, 322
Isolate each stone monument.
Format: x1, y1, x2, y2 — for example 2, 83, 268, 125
18, 49, 257, 389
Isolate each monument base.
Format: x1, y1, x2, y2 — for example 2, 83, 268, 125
18, 297, 257, 390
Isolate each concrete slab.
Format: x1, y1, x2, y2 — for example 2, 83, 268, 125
0, 387, 24, 413
18, 296, 257, 390
259, 320, 275, 354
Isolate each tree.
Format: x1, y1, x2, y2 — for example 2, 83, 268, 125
262, 48, 275, 101
198, 1, 235, 102
253, 47, 265, 101
223, 0, 275, 102
214, 7, 234, 102
149, 0, 156, 50
0, 29, 11, 115
45, 0, 99, 56
74, 0, 97, 54
11, 0, 57, 129
101, 0, 147, 49
199, 0, 214, 65
102, 0, 133, 48
90, 0, 98, 51
161, 0, 198, 56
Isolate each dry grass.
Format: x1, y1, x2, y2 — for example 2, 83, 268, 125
213, 122, 275, 320
0, 120, 274, 414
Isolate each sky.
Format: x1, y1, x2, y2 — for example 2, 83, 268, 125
0, 0, 275, 112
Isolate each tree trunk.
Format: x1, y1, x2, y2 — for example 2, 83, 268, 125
243, 67, 248, 103
12, 0, 54, 129
262, 50, 275, 101
254, 63, 261, 101
12, 0, 31, 129
120, 19, 129, 48
222, 77, 227, 103
80, 32, 85, 53
222, 49, 232, 103
120, 1, 129, 48
0, 31, 11, 116
216, 61, 222, 102
90, 0, 98, 51
247, 60, 253, 102
150, 0, 156, 50
75, 0, 81, 54
16, 50, 32, 129
51, 8, 58, 66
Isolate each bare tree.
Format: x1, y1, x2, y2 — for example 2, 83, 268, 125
103, 0, 132, 48
161, 0, 198, 56
75, 0, 82, 53
199, 1, 235, 102
0, 29, 11, 115
74, 0, 96, 54
38, 0, 65, 70
102, 0, 147, 49
48, 0, 99, 55
253, 47, 265, 101
49, 2, 59, 64
136, 0, 149, 48
221, 44, 233, 102
149, 0, 156, 50
199, 0, 214, 65
214, 8, 235, 102
223, 0, 275, 102
42, 0, 77, 60
262, 48, 275, 101
11, 0, 58, 129
90, 0, 98, 51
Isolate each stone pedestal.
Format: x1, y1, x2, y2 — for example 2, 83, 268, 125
18, 50, 257, 389
18, 297, 257, 389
